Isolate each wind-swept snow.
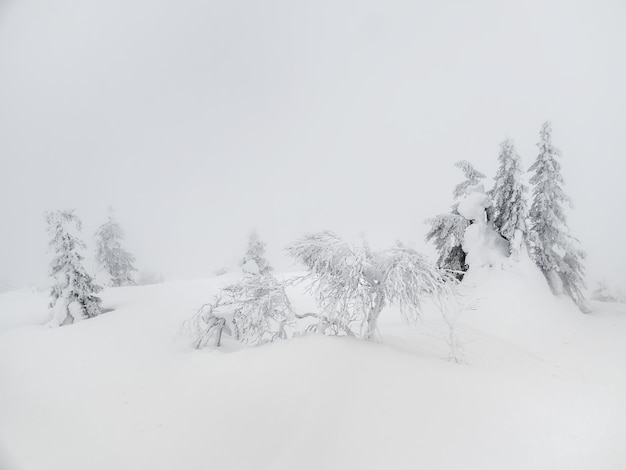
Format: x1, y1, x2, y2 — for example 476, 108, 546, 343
0, 268, 625, 470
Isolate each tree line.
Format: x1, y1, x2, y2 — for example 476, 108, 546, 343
45, 121, 587, 340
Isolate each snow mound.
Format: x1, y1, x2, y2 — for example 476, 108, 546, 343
457, 183, 509, 268
456, 184, 490, 221
463, 223, 509, 268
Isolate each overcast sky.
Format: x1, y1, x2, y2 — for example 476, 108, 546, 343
0, 0, 624, 288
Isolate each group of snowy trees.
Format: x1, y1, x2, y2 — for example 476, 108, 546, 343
187, 230, 458, 349
186, 121, 587, 351
47, 121, 588, 340
426, 121, 587, 311
46, 209, 137, 326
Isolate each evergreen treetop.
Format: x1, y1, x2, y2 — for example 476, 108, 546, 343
453, 160, 487, 200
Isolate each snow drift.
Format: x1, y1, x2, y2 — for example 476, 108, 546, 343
0, 259, 625, 469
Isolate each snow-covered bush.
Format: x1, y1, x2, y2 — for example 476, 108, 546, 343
287, 231, 457, 340
490, 138, 529, 259
95, 211, 137, 287
186, 232, 294, 348
426, 160, 486, 279
185, 296, 232, 348
528, 122, 587, 311
591, 281, 626, 304
46, 210, 102, 326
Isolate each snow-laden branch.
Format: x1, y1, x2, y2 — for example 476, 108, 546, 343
184, 231, 295, 348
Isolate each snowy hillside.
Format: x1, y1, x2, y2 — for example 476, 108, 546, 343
1, 263, 625, 470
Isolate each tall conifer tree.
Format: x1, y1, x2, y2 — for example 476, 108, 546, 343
47, 210, 102, 326
528, 122, 587, 310
491, 138, 529, 258
95, 210, 137, 287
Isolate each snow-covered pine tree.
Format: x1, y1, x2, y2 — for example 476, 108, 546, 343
490, 137, 529, 258
46, 210, 102, 326
425, 160, 486, 279
241, 230, 272, 275
95, 211, 137, 287
528, 121, 587, 311
287, 231, 456, 340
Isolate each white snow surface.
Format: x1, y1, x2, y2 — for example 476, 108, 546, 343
1, 265, 625, 470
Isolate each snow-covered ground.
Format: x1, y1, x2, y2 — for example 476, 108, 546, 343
1, 264, 625, 470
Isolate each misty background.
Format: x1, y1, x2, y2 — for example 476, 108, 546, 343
0, 0, 624, 289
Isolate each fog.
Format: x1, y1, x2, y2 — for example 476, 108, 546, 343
0, 0, 624, 289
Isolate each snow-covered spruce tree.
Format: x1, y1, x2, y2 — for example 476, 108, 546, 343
425, 160, 486, 279
490, 138, 529, 258
95, 211, 136, 287
185, 233, 294, 347
287, 231, 457, 340
528, 121, 587, 310
46, 210, 102, 326
241, 230, 272, 275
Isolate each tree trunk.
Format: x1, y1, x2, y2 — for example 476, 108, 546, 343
546, 269, 564, 295
365, 291, 385, 341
